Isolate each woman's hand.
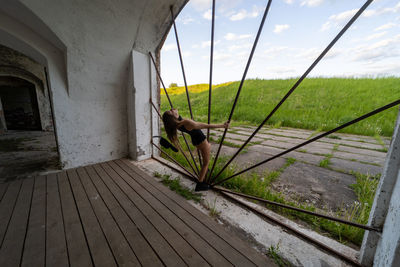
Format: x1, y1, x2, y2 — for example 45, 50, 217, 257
223, 121, 230, 129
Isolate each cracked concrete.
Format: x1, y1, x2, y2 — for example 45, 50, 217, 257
209, 125, 388, 212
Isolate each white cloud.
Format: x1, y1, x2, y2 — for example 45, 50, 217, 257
190, 0, 212, 11
273, 24, 290, 33
374, 22, 396, 31
229, 7, 260, 21
177, 15, 194, 25
224, 33, 253, 41
322, 2, 400, 32
301, 0, 324, 7
295, 48, 320, 60
365, 31, 387, 41
228, 43, 253, 51
283, 0, 295, 4
163, 43, 176, 51
203, 9, 212, 20
201, 40, 221, 48
351, 34, 400, 62
183, 51, 192, 58
214, 52, 232, 61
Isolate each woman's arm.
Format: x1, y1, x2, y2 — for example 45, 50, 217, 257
181, 119, 229, 130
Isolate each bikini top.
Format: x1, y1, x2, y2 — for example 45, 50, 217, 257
178, 116, 206, 146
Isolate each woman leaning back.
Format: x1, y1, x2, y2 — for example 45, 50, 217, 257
162, 108, 229, 191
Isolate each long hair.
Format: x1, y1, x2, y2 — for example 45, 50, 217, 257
162, 111, 181, 147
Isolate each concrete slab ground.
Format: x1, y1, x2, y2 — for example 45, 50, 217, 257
0, 130, 59, 183
208, 125, 388, 215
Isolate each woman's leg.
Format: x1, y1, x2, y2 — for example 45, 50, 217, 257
196, 140, 211, 182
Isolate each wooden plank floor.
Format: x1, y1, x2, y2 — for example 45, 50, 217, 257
0, 158, 272, 266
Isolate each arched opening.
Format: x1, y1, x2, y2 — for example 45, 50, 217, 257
0, 44, 60, 181
0, 76, 41, 130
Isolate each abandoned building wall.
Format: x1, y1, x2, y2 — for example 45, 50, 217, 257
0, 0, 187, 168
0, 44, 53, 131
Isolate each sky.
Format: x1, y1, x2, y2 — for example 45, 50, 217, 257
160, 0, 400, 86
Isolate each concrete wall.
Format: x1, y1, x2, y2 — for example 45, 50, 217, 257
0, 0, 187, 168
0, 44, 53, 131
360, 108, 400, 266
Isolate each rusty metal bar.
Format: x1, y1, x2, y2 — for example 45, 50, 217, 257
207, 0, 273, 183
149, 54, 201, 175
218, 190, 362, 267
170, 6, 193, 120
151, 141, 197, 180
181, 134, 200, 175
213, 99, 400, 186
207, 0, 216, 141
149, 52, 173, 108
150, 100, 199, 176
152, 155, 198, 183
150, 99, 162, 118
210, 0, 374, 183
214, 186, 381, 232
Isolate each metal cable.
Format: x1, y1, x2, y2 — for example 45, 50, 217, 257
207, 0, 273, 183
213, 99, 400, 186
210, 0, 374, 183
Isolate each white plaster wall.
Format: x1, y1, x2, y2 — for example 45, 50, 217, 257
0, 0, 186, 168
361, 109, 400, 266
129, 50, 160, 161
374, 170, 400, 266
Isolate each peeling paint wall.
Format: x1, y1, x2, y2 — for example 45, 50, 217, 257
0, 0, 186, 168
361, 108, 400, 266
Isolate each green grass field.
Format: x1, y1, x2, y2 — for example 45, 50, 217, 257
161, 77, 400, 137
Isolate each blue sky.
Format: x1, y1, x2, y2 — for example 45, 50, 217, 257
161, 0, 400, 86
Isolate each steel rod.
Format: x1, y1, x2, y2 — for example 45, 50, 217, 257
181, 133, 201, 175
213, 99, 400, 186
152, 156, 198, 183
207, 0, 216, 141
149, 52, 173, 108
151, 141, 197, 180
211, 0, 374, 183
215, 186, 381, 232
150, 100, 200, 176
207, 0, 273, 183
170, 6, 194, 119
149, 52, 201, 175
150, 99, 162, 118
218, 190, 363, 267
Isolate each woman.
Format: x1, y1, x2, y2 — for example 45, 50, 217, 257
162, 108, 229, 191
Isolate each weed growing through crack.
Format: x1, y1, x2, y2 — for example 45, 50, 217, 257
206, 197, 220, 217
154, 172, 201, 202
267, 243, 291, 267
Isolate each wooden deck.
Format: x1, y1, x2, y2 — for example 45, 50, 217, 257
0, 158, 271, 266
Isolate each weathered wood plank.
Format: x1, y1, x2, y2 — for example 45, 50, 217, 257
67, 169, 117, 267
0, 183, 9, 202
115, 159, 257, 266
109, 160, 232, 266
46, 173, 69, 267
76, 167, 140, 267
101, 161, 208, 266
0, 178, 34, 267
85, 165, 163, 267
95, 163, 187, 266
0, 179, 22, 247
120, 158, 269, 266
58, 171, 93, 267
21, 176, 46, 267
